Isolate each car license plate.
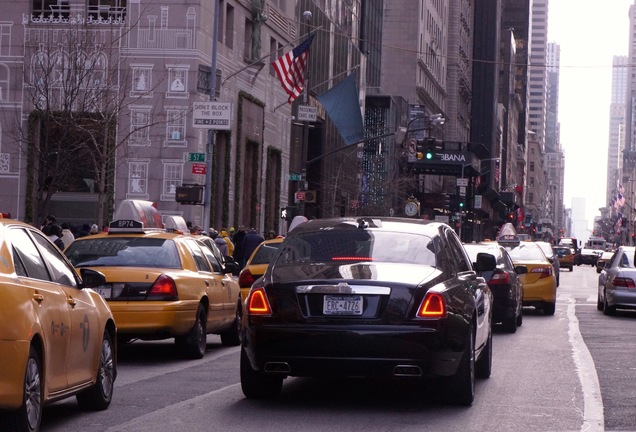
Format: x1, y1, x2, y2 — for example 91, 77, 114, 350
95, 285, 112, 298
323, 295, 363, 315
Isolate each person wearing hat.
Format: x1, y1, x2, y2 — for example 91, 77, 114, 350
219, 228, 234, 255
229, 226, 236, 241
89, 224, 100, 235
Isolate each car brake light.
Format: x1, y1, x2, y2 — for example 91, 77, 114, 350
238, 269, 255, 288
531, 266, 552, 278
489, 270, 510, 285
247, 287, 272, 315
147, 274, 178, 300
612, 277, 636, 288
416, 292, 446, 318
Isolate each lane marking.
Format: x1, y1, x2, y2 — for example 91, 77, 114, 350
566, 297, 604, 431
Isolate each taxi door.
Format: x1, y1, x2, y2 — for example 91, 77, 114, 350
30, 234, 102, 387
10, 227, 71, 394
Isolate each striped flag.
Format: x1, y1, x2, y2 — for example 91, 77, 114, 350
272, 35, 315, 103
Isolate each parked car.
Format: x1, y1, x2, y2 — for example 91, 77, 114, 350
553, 245, 574, 272
64, 200, 242, 359
596, 251, 614, 273
242, 217, 493, 406
464, 243, 526, 333
497, 237, 558, 315
536, 241, 560, 286
0, 218, 116, 432
597, 246, 636, 315
238, 237, 285, 301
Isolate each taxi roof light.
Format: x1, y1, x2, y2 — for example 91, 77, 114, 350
416, 292, 446, 318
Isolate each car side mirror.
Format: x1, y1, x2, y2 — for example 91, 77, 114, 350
515, 265, 528, 275
80, 268, 106, 288
474, 252, 496, 272
223, 257, 240, 274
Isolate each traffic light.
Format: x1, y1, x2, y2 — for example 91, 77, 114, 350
449, 195, 465, 211
280, 206, 297, 221
415, 138, 439, 160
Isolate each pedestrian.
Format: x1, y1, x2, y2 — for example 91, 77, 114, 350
41, 214, 56, 230
266, 229, 277, 240
210, 229, 229, 256
229, 226, 236, 241
219, 228, 234, 256
60, 222, 75, 248
190, 225, 202, 235
89, 224, 100, 235
44, 223, 65, 250
243, 227, 265, 264
232, 225, 247, 269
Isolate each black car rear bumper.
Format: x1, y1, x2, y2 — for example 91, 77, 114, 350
242, 322, 466, 378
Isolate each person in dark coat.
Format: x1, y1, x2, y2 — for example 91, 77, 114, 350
242, 228, 265, 265
232, 226, 248, 269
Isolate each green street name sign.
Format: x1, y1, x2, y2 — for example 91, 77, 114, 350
188, 153, 205, 162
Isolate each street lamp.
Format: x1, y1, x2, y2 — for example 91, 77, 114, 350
296, 10, 312, 217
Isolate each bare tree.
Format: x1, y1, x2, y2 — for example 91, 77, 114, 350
14, 15, 170, 227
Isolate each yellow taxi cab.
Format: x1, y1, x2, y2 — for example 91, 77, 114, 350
64, 200, 242, 359
553, 245, 574, 272
496, 225, 557, 315
0, 217, 116, 432
237, 237, 284, 301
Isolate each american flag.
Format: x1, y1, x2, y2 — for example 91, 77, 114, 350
272, 35, 315, 103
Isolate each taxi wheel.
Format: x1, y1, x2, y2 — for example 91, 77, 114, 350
77, 331, 115, 411
240, 347, 282, 399
543, 302, 556, 316
220, 300, 242, 346
444, 325, 475, 406
180, 304, 207, 359
14, 346, 42, 432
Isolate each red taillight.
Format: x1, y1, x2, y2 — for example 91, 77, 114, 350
531, 266, 552, 279
238, 269, 255, 288
416, 292, 446, 318
489, 270, 510, 285
147, 274, 178, 300
612, 277, 636, 288
247, 287, 272, 315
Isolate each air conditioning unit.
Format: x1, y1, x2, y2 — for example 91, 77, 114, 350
304, 190, 317, 203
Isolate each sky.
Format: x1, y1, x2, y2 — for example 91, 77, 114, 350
548, 0, 633, 228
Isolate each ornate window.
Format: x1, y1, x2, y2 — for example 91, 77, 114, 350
127, 160, 149, 199
165, 107, 187, 147
166, 66, 189, 98
161, 161, 183, 201
129, 107, 151, 146
130, 64, 153, 97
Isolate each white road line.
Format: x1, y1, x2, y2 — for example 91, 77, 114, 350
566, 297, 604, 431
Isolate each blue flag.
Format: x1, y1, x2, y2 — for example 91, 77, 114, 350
317, 74, 365, 146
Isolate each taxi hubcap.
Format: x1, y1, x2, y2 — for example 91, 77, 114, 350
25, 357, 41, 429
100, 339, 114, 398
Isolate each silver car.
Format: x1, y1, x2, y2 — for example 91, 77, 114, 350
597, 246, 636, 315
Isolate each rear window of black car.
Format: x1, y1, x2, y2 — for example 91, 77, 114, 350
65, 237, 181, 268
276, 230, 436, 266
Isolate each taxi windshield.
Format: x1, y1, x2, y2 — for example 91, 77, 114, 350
65, 237, 181, 268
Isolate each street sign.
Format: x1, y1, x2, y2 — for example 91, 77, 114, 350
456, 178, 468, 187
192, 102, 232, 130
459, 186, 466, 196
192, 163, 206, 174
188, 152, 205, 162
287, 173, 302, 181
297, 105, 317, 122
295, 191, 306, 201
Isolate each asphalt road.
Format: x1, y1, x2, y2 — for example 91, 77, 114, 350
28, 265, 635, 431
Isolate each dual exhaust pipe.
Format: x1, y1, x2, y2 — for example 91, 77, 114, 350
263, 362, 422, 377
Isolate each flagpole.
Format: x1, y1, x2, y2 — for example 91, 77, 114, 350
297, 10, 312, 217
